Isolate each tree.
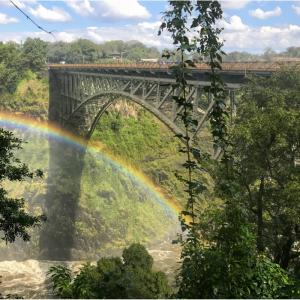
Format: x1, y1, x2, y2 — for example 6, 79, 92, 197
223, 50, 253, 62
0, 42, 24, 94
46, 41, 70, 63
280, 46, 300, 58
0, 128, 47, 243
261, 47, 277, 61
22, 38, 47, 71
123, 243, 172, 299
122, 243, 153, 272
161, 47, 188, 62
65, 39, 101, 63
47, 243, 172, 299
159, 1, 297, 298
222, 66, 300, 270
99, 40, 125, 58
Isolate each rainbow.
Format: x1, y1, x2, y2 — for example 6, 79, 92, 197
0, 111, 183, 218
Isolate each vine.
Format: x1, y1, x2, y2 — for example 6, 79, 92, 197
159, 1, 296, 298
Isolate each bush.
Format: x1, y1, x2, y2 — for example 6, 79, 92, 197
123, 243, 172, 299
123, 243, 154, 272
47, 243, 172, 299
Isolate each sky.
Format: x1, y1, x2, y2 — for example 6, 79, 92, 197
0, 0, 300, 54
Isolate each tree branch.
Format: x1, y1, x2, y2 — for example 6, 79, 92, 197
290, 251, 300, 260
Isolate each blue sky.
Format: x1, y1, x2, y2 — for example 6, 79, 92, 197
0, 1, 300, 54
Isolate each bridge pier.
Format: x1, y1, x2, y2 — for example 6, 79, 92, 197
230, 90, 236, 117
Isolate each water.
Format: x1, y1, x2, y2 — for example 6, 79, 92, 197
0, 241, 182, 299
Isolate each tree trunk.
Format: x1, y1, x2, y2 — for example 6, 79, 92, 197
257, 176, 264, 252
274, 227, 295, 270
280, 235, 294, 270
274, 250, 282, 265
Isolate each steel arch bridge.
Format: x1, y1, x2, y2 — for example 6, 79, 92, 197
49, 61, 295, 157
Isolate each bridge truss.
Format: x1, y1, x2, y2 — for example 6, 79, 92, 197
50, 61, 299, 157
57, 70, 236, 157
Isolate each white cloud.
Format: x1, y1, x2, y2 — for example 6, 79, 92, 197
66, 0, 94, 18
249, 6, 281, 19
0, 0, 37, 9
219, 0, 251, 10
87, 31, 106, 43
292, 5, 300, 16
2, 13, 300, 55
0, 21, 166, 47
221, 24, 300, 50
217, 15, 250, 31
57, 32, 75, 43
222, 12, 230, 18
0, 13, 19, 24
0, 30, 74, 43
27, 4, 73, 23
66, 0, 151, 22
138, 21, 162, 30
165, 4, 172, 11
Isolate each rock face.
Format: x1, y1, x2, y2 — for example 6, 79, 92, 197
0, 130, 180, 261
0, 76, 215, 262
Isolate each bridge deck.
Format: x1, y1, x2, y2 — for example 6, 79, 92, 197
49, 61, 300, 74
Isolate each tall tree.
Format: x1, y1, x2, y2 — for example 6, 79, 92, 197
46, 41, 70, 63
221, 66, 300, 270
279, 46, 300, 58
22, 38, 47, 71
159, 1, 297, 298
0, 128, 47, 243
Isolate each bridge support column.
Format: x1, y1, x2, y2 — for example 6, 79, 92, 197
230, 90, 236, 117
156, 83, 161, 106
172, 88, 179, 119
208, 92, 212, 104
192, 87, 203, 119
62, 95, 66, 117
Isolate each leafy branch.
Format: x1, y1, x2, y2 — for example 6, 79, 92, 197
159, 1, 296, 298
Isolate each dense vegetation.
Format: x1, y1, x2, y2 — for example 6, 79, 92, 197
0, 34, 299, 118
2, 0, 300, 298
0, 36, 299, 107
0, 128, 47, 299
47, 243, 172, 299
90, 104, 215, 207
157, 0, 300, 298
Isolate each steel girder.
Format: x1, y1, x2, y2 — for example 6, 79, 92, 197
58, 72, 236, 158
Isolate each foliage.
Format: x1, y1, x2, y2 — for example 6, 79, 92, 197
0, 41, 24, 94
22, 38, 47, 71
0, 127, 47, 243
46, 39, 160, 63
0, 128, 46, 298
175, 203, 293, 298
47, 266, 73, 298
93, 107, 177, 163
281, 46, 300, 58
0, 36, 298, 101
123, 243, 154, 272
47, 260, 132, 299
216, 65, 300, 271
47, 243, 172, 299
159, 0, 297, 298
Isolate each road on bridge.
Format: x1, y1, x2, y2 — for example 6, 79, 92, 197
50, 60, 300, 77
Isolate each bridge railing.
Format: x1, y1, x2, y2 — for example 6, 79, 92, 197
49, 61, 300, 73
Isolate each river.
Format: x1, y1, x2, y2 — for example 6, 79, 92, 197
0, 240, 182, 298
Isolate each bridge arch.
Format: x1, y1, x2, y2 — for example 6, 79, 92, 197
63, 90, 185, 140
